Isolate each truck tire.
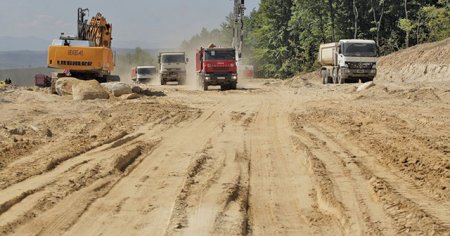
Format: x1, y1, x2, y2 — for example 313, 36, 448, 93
230, 83, 237, 90
203, 82, 208, 91
161, 79, 166, 85
338, 74, 345, 84
321, 70, 328, 84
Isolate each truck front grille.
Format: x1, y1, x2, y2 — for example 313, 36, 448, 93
212, 67, 229, 71
347, 62, 373, 69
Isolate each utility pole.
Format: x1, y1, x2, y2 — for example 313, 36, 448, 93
232, 0, 245, 61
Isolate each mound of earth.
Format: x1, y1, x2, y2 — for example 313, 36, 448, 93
377, 37, 450, 82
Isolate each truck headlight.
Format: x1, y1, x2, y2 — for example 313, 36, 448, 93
205, 76, 210, 80
232, 74, 238, 80
372, 63, 377, 69
371, 69, 377, 74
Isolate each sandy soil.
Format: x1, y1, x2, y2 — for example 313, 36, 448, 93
0, 41, 449, 235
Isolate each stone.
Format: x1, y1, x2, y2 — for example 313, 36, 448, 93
120, 93, 141, 100
101, 82, 132, 97
54, 77, 82, 96
72, 80, 109, 101
357, 81, 375, 92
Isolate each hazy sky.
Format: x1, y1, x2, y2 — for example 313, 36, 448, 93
0, 0, 260, 49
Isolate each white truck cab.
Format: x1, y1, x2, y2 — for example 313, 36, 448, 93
319, 39, 378, 84
158, 52, 188, 85
131, 66, 157, 83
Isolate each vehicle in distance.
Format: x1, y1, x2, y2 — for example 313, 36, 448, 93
47, 8, 119, 83
196, 46, 238, 91
131, 66, 157, 83
158, 52, 187, 85
319, 39, 378, 84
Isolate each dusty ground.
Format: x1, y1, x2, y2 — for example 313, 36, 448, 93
0, 40, 449, 235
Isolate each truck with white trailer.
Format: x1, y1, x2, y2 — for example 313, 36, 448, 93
319, 39, 378, 84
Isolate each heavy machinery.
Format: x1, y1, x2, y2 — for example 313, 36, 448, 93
158, 52, 188, 85
196, 46, 238, 91
47, 8, 119, 82
319, 39, 378, 84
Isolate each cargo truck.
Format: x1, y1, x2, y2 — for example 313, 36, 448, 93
319, 39, 378, 84
131, 66, 157, 83
196, 46, 238, 91
158, 52, 187, 85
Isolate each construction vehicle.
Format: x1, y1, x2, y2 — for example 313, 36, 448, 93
158, 52, 187, 85
196, 46, 238, 91
47, 8, 119, 83
319, 39, 378, 84
131, 66, 157, 83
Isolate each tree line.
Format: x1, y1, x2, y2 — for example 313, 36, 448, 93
181, 0, 450, 78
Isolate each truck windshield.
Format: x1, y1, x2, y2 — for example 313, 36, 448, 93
162, 55, 185, 63
342, 43, 377, 57
205, 50, 236, 61
137, 68, 156, 74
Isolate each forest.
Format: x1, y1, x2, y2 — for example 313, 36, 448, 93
180, 0, 450, 78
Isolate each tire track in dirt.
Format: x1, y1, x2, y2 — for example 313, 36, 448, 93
296, 103, 449, 201
163, 113, 251, 235
0, 130, 129, 190
61, 108, 230, 236
246, 93, 334, 236
290, 123, 396, 235
311, 123, 450, 231
0, 140, 160, 236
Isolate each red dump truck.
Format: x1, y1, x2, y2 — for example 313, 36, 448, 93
196, 47, 238, 91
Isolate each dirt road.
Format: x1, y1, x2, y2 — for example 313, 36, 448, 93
0, 73, 449, 236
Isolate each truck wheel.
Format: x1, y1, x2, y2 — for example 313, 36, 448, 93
321, 71, 328, 84
203, 82, 208, 91
161, 80, 166, 85
338, 74, 345, 84
230, 83, 237, 90
332, 76, 338, 84
322, 75, 328, 84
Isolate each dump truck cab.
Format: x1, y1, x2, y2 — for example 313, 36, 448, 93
131, 66, 157, 83
196, 47, 238, 91
319, 39, 378, 84
158, 52, 187, 85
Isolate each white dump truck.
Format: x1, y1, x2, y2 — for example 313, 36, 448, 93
158, 52, 188, 85
319, 39, 378, 84
131, 66, 157, 83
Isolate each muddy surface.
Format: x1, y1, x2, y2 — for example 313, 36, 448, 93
0, 41, 449, 235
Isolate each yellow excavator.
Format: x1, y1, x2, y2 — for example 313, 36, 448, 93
48, 8, 119, 82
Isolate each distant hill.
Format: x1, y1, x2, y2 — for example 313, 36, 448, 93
0, 51, 48, 70
0, 36, 50, 51
0, 48, 173, 70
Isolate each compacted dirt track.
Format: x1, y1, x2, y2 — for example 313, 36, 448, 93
0, 72, 449, 235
